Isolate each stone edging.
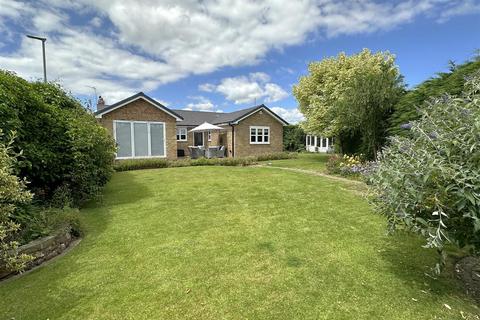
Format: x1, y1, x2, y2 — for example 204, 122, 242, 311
0, 229, 76, 280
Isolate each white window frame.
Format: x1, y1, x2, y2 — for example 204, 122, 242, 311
113, 120, 167, 159
176, 127, 187, 141
250, 126, 270, 145
207, 131, 212, 142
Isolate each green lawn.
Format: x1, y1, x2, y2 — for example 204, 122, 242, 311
0, 166, 478, 319
262, 152, 329, 172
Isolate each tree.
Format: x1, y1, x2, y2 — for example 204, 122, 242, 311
293, 49, 404, 159
368, 74, 480, 272
388, 59, 480, 137
283, 125, 305, 152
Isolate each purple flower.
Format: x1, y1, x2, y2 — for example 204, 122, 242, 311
428, 132, 439, 140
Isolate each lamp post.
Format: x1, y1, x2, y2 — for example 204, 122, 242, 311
26, 35, 47, 83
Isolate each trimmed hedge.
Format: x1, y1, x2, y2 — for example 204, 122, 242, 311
0, 70, 116, 206
114, 152, 297, 172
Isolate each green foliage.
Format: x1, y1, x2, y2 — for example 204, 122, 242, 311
15, 206, 81, 244
325, 154, 343, 175
368, 75, 480, 268
0, 132, 34, 272
283, 125, 306, 152
114, 152, 297, 171
293, 49, 404, 159
0, 70, 116, 206
389, 59, 480, 137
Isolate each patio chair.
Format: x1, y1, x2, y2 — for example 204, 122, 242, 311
206, 146, 220, 159
217, 145, 225, 158
189, 147, 205, 159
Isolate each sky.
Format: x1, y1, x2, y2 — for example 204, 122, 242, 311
0, 0, 479, 124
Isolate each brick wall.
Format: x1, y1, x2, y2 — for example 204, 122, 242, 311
233, 110, 284, 158
99, 99, 178, 159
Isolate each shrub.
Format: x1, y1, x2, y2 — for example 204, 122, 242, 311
326, 154, 343, 175
15, 206, 81, 244
0, 71, 116, 206
283, 125, 306, 152
368, 74, 480, 272
0, 132, 34, 272
114, 152, 297, 171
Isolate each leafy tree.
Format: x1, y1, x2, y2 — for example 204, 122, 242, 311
368, 74, 480, 272
0, 132, 33, 272
0, 71, 116, 206
293, 49, 404, 159
283, 125, 306, 152
389, 58, 480, 137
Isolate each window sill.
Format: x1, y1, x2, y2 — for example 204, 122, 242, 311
249, 142, 270, 145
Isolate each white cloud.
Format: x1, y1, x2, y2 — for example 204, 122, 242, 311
183, 96, 217, 112
437, 0, 480, 22
264, 83, 289, 103
249, 72, 270, 83
0, 0, 478, 104
89, 16, 102, 28
270, 107, 304, 124
198, 83, 216, 92
201, 72, 288, 104
216, 76, 265, 104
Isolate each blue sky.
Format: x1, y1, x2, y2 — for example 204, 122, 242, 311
0, 0, 479, 123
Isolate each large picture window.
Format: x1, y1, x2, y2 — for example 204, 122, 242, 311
250, 126, 270, 144
114, 121, 166, 159
176, 128, 187, 141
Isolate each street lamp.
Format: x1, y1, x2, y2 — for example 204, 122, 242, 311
26, 35, 47, 83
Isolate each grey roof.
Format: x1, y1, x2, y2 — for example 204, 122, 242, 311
94, 92, 183, 120
173, 105, 289, 126
93, 92, 288, 126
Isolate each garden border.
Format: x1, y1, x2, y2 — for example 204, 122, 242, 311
0, 229, 78, 281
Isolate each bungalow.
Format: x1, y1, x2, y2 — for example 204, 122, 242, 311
94, 92, 289, 159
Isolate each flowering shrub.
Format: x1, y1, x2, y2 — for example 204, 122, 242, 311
327, 153, 374, 177
367, 74, 480, 272
338, 154, 362, 175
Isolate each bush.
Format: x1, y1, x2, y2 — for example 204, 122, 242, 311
114, 152, 297, 171
0, 71, 116, 206
326, 154, 343, 175
283, 125, 306, 152
14, 206, 81, 244
368, 74, 480, 271
0, 132, 33, 272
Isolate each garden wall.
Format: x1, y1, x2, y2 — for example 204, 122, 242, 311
0, 229, 75, 280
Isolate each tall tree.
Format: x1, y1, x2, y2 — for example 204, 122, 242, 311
293, 49, 404, 159
388, 58, 480, 137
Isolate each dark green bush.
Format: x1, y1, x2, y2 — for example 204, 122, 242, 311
283, 125, 306, 152
114, 152, 297, 171
0, 70, 116, 206
389, 58, 480, 137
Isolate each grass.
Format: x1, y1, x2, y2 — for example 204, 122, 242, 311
0, 165, 478, 319
261, 152, 329, 172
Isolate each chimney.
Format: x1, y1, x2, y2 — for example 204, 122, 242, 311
97, 96, 105, 111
